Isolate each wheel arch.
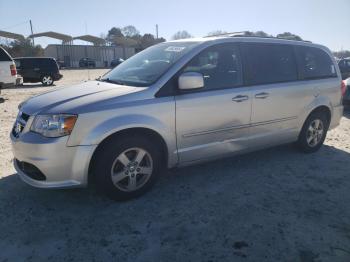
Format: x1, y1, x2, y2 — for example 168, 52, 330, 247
87, 127, 169, 186
308, 105, 331, 123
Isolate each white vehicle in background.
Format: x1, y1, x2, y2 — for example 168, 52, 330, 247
0, 47, 22, 93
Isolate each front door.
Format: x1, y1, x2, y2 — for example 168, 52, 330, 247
175, 43, 252, 163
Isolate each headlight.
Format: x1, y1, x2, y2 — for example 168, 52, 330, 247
30, 114, 77, 138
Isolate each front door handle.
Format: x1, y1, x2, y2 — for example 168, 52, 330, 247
232, 95, 249, 102
255, 92, 269, 99
34, 68, 40, 71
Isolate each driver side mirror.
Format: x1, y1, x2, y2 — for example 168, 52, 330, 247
178, 72, 204, 90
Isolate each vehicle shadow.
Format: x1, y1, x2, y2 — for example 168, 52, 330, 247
1, 144, 350, 261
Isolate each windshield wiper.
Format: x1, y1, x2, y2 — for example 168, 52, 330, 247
98, 78, 126, 85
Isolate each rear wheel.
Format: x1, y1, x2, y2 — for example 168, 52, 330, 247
93, 135, 162, 201
41, 75, 54, 86
297, 111, 329, 153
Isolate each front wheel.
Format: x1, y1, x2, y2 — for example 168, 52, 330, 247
297, 111, 329, 153
94, 135, 162, 201
41, 75, 54, 86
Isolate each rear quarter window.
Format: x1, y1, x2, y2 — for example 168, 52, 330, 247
0, 47, 12, 61
296, 46, 337, 79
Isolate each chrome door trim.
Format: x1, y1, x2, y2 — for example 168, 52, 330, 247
183, 116, 297, 138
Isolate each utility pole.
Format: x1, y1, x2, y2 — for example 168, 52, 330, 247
156, 24, 159, 39
29, 20, 34, 45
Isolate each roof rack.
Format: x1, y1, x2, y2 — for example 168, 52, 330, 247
204, 31, 250, 38
205, 31, 312, 43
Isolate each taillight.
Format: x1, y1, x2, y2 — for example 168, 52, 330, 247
341, 80, 346, 97
10, 64, 16, 76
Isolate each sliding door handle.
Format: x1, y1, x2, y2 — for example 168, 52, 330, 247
255, 92, 269, 99
232, 95, 249, 102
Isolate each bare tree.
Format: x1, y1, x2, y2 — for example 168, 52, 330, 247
122, 25, 140, 38
172, 30, 192, 40
207, 30, 227, 36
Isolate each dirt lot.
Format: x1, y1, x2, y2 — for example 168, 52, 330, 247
0, 69, 350, 262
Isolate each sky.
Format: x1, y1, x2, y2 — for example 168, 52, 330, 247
0, 0, 349, 51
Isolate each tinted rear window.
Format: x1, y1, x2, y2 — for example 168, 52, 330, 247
0, 48, 12, 61
18, 59, 33, 68
296, 46, 336, 79
37, 59, 57, 68
242, 43, 298, 85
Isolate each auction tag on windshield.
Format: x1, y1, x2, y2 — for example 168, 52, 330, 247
165, 46, 186, 52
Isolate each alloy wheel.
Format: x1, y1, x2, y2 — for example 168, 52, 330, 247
306, 119, 324, 147
42, 76, 53, 85
110, 147, 153, 192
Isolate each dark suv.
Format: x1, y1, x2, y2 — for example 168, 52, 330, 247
14, 57, 62, 86
79, 58, 96, 68
338, 58, 350, 80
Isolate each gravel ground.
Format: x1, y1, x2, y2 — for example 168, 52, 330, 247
0, 69, 350, 262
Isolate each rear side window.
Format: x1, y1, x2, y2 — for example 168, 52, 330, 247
242, 43, 298, 85
38, 59, 56, 68
296, 46, 336, 79
21, 59, 34, 68
0, 47, 12, 61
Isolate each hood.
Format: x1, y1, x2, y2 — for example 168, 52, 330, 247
20, 81, 141, 115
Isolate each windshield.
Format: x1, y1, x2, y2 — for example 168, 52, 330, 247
101, 42, 200, 86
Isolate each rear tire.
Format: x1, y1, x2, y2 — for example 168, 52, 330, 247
297, 111, 329, 153
41, 75, 54, 86
93, 135, 162, 201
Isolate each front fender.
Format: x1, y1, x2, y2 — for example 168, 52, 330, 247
68, 113, 178, 168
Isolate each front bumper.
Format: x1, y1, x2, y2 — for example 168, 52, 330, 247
11, 130, 97, 189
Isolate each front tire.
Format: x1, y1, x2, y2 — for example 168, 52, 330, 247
93, 135, 162, 201
297, 111, 329, 153
41, 75, 54, 86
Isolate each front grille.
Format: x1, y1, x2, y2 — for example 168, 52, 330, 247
15, 159, 46, 181
12, 111, 30, 138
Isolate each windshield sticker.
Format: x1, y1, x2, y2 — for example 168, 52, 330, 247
165, 46, 186, 52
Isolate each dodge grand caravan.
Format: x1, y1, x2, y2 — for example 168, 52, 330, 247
11, 36, 344, 200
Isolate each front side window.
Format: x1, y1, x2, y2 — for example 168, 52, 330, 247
101, 42, 200, 87
182, 43, 243, 90
242, 43, 298, 86
296, 46, 337, 79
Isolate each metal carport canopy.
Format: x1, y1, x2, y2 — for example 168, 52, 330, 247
72, 35, 106, 46
29, 31, 73, 43
0, 30, 25, 41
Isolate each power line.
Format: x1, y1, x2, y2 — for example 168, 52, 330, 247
0, 20, 30, 31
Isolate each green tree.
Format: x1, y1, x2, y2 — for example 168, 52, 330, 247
1, 39, 44, 57
276, 32, 303, 41
241, 31, 271, 37
107, 27, 124, 43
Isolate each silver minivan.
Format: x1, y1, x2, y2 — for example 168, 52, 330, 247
11, 36, 344, 200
